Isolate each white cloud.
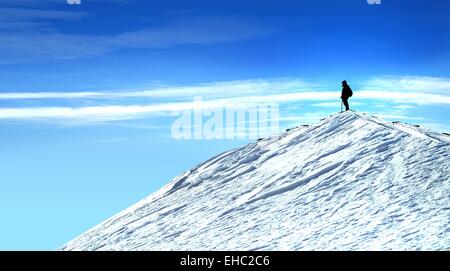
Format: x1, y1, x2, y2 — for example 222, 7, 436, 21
312, 101, 366, 107
116, 16, 274, 48
0, 7, 87, 23
362, 75, 450, 94
354, 76, 450, 106
4, 76, 450, 105
0, 89, 335, 124
356, 91, 450, 105
0, 7, 275, 63
0, 78, 313, 100
1, 76, 450, 125
0, 99, 241, 124
0, 91, 105, 99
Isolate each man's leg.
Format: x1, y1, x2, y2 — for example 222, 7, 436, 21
342, 98, 350, 111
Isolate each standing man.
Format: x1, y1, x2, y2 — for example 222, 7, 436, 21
341, 80, 353, 111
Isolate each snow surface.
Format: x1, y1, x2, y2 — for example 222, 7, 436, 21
60, 111, 450, 251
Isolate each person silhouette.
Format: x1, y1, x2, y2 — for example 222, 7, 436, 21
341, 80, 353, 111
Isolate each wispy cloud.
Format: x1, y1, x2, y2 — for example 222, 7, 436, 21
4, 76, 450, 104
0, 5, 275, 63
116, 16, 274, 48
356, 75, 450, 105
312, 101, 366, 107
0, 99, 239, 124
83, 137, 128, 143
361, 75, 450, 95
0, 87, 340, 124
0, 7, 88, 33
0, 7, 87, 23
0, 76, 449, 126
0, 78, 313, 100
356, 91, 450, 105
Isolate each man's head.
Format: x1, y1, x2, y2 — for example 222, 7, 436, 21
342, 80, 347, 86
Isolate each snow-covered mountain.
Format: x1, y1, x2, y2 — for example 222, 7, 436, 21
60, 111, 450, 251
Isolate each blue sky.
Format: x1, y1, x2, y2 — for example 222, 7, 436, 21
0, 0, 449, 250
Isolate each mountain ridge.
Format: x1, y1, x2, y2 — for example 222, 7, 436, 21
60, 111, 450, 250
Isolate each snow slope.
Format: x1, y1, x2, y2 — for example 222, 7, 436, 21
60, 111, 450, 251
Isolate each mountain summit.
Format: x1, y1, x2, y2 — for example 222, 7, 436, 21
61, 111, 450, 250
